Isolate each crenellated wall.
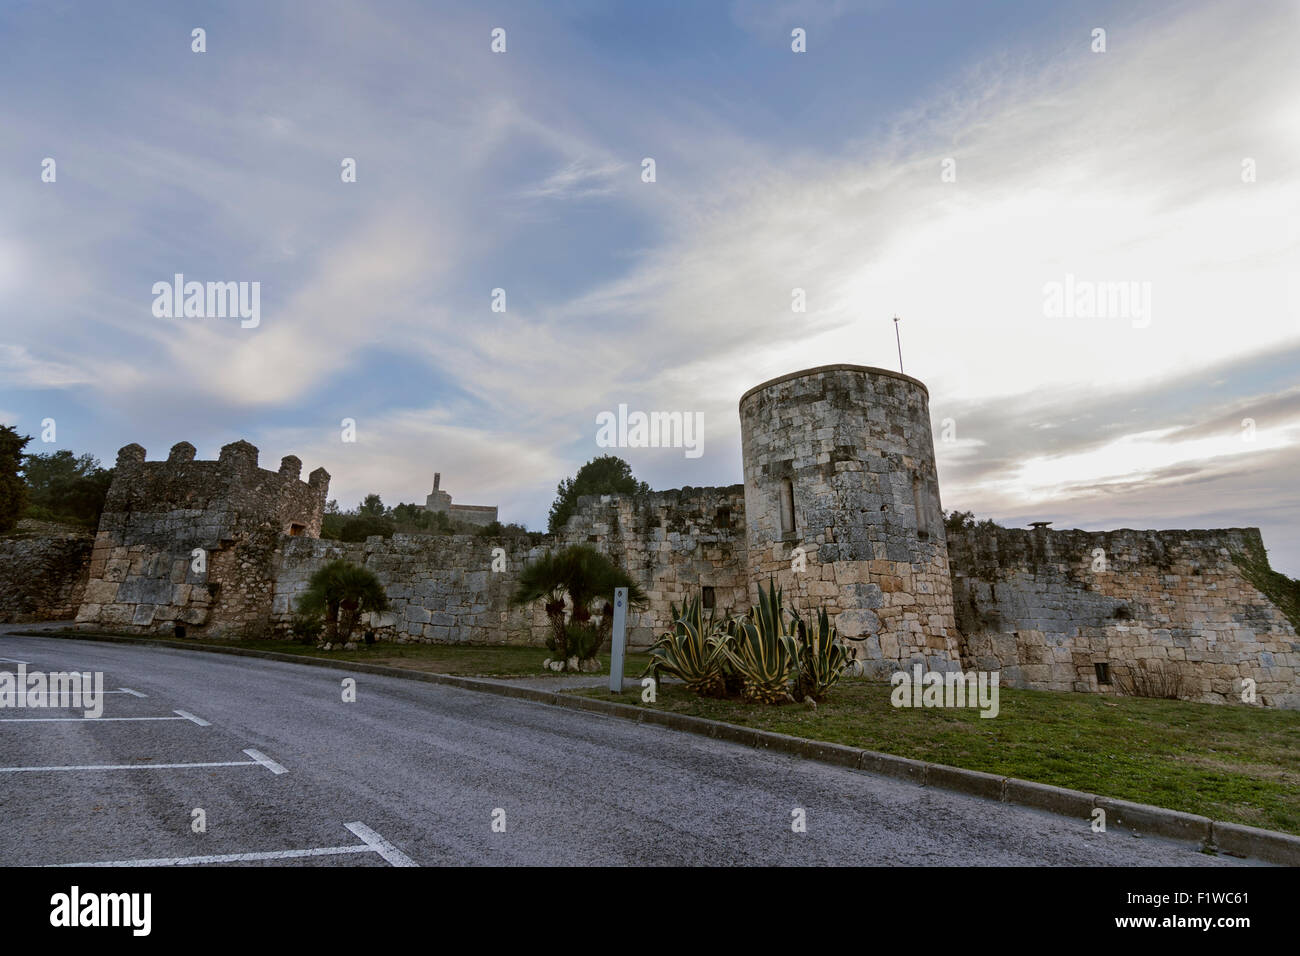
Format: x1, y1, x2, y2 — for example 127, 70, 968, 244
947, 526, 1300, 707
73, 440, 329, 638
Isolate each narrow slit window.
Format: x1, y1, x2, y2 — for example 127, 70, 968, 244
702, 586, 716, 610
912, 475, 930, 540
1094, 662, 1111, 685
779, 479, 795, 535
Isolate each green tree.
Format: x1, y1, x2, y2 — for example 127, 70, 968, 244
391, 502, 433, 532
0, 425, 31, 532
21, 449, 113, 526
510, 544, 646, 665
548, 455, 650, 533
339, 514, 395, 542
296, 559, 389, 645
358, 493, 387, 518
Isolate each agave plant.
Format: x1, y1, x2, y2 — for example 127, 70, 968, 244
790, 605, 855, 702
721, 580, 799, 703
642, 595, 730, 697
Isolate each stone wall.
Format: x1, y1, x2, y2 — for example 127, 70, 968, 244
74, 440, 329, 638
267, 485, 748, 650
948, 525, 1300, 707
0, 523, 93, 622
556, 486, 748, 646
448, 504, 499, 528
270, 533, 551, 645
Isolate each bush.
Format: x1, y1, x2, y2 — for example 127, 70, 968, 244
338, 514, 395, 542
297, 560, 389, 644
561, 622, 604, 661
1113, 660, 1186, 700
289, 610, 324, 644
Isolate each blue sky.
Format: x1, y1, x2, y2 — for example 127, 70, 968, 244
2, 0, 1298, 572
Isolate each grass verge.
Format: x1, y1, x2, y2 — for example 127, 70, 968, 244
573, 679, 1300, 835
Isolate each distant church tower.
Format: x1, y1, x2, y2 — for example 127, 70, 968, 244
425, 472, 453, 513
421, 472, 499, 527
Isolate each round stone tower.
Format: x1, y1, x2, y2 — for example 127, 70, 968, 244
739, 364, 960, 676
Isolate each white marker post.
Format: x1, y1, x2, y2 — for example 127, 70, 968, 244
610, 587, 628, 694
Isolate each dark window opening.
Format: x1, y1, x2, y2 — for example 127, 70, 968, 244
779, 480, 796, 535
1094, 662, 1111, 685
716, 506, 731, 526
912, 475, 931, 541
702, 586, 716, 610
174, 623, 187, 639
288, 522, 306, 536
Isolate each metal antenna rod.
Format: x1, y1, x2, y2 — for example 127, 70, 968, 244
893, 315, 904, 373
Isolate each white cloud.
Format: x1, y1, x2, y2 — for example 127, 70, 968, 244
0, 345, 90, 388
519, 158, 626, 200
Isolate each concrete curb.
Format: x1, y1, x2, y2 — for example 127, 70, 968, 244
11, 628, 1297, 866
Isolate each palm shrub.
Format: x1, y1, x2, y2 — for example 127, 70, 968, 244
642, 595, 731, 697
289, 609, 324, 644
790, 605, 856, 702
561, 622, 604, 661
297, 559, 389, 644
721, 580, 799, 704
511, 545, 646, 668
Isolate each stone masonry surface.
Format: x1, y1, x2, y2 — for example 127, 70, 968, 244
947, 525, 1300, 707
3, 364, 1287, 707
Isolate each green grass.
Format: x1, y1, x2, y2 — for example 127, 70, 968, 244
200, 638, 652, 678
1231, 540, 1300, 633
576, 679, 1300, 835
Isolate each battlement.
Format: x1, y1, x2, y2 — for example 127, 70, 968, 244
105, 440, 330, 539
73, 440, 331, 638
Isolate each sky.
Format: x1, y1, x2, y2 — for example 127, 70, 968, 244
2, 0, 1298, 572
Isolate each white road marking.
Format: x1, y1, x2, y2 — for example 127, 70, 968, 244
0, 758, 260, 773
173, 710, 210, 726
52, 824, 417, 867
0, 715, 187, 723
345, 822, 417, 867
6, 691, 154, 707
17, 689, 152, 707
242, 748, 288, 774
55, 845, 374, 867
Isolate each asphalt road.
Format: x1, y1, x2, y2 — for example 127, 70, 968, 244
0, 628, 1256, 867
